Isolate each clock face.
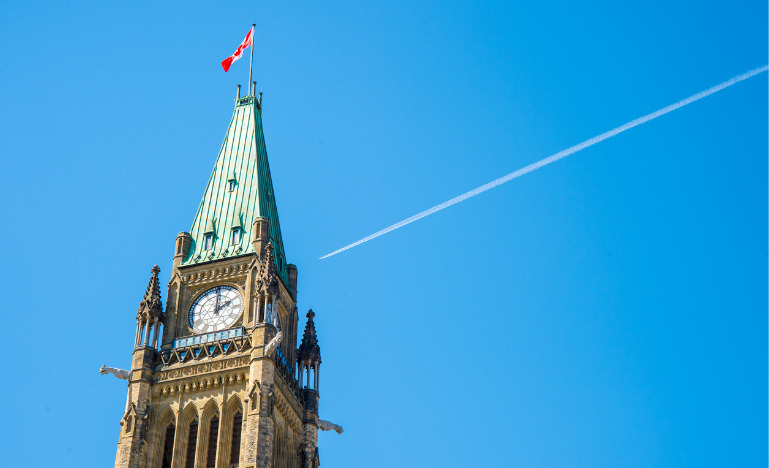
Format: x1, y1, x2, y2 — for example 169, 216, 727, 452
188, 286, 244, 333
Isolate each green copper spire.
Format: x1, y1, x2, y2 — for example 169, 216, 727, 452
182, 94, 289, 287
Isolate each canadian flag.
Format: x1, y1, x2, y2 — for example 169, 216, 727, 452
221, 27, 254, 72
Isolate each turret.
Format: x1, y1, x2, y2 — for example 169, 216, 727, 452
287, 264, 298, 298
113, 265, 164, 468
134, 265, 163, 350
173, 232, 192, 269
252, 216, 270, 257
298, 310, 321, 413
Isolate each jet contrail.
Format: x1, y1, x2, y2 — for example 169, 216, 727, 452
320, 65, 768, 260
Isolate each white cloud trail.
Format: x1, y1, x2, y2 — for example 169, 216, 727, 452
320, 65, 768, 260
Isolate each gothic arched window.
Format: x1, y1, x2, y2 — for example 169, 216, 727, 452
185, 420, 198, 468
273, 426, 283, 467
229, 412, 243, 466
206, 416, 219, 468
161, 423, 175, 468
124, 415, 133, 434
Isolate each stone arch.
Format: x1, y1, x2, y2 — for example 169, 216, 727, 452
197, 399, 221, 468
172, 403, 199, 468
125, 414, 133, 434
218, 395, 244, 468
284, 427, 292, 468
286, 433, 297, 468
273, 423, 297, 468
121, 404, 137, 437
148, 406, 176, 468
273, 424, 284, 468
199, 399, 220, 424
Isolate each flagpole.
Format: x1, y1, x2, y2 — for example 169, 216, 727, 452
248, 23, 255, 95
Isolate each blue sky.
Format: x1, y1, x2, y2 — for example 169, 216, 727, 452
0, 1, 766, 466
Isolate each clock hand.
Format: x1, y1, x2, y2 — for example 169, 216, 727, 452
214, 298, 234, 314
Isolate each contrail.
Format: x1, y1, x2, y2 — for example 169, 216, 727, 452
320, 65, 768, 260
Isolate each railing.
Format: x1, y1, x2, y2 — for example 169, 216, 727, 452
274, 345, 295, 379
273, 346, 302, 401
172, 327, 244, 349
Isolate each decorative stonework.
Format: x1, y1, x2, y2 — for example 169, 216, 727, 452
255, 243, 279, 295
273, 385, 303, 432
155, 356, 250, 382
180, 262, 249, 286
157, 334, 252, 367
138, 265, 163, 320
155, 370, 248, 397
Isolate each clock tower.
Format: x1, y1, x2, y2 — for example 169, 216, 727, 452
110, 85, 336, 468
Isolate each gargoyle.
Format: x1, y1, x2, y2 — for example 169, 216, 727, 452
318, 419, 343, 434
100, 365, 131, 380
264, 331, 283, 357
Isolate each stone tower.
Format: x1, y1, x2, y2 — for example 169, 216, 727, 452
109, 87, 339, 468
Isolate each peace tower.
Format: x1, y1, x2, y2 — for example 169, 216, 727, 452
106, 84, 340, 468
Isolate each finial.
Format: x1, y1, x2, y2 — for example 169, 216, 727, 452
299, 309, 320, 364
236, 84, 241, 100
139, 265, 163, 318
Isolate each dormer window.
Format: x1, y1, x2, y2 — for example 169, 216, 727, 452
231, 213, 243, 245
227, 172, 237, 192
203, 219, 216, 250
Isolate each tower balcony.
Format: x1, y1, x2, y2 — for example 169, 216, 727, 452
273, 344, 303, 403
172, 326, 244, 349
157, 326, 251, 366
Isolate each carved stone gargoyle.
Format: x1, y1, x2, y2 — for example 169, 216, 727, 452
318, 419, 343, 435
264, 331, 283, 357
100, 365, 131, 381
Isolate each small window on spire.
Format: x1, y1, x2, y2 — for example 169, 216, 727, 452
227, 173, 236, 192
204, 234, 213, 250
231, 229, 241, 245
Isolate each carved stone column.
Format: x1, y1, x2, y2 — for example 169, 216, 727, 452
114, 346, 155, 468
242, 325, 277, 468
